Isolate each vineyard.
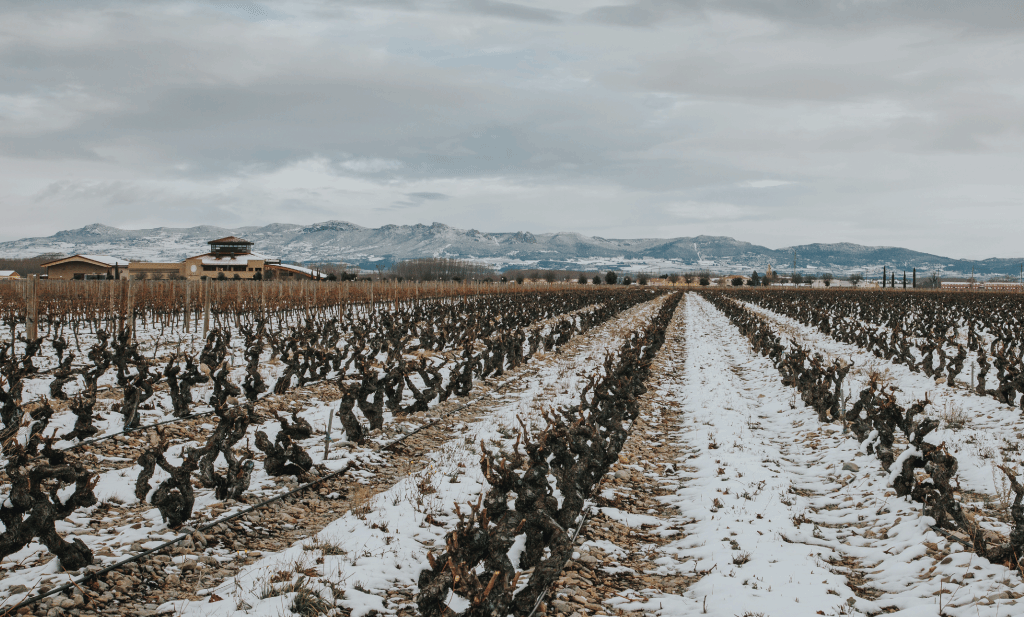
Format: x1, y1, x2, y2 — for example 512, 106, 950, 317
2, 285, 1024, 616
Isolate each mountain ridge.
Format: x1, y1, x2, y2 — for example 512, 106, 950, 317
0, 221, 1017, 277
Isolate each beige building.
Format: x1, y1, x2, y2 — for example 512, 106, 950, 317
42, 255, 130, 280
179, 237, 273, 280
130, 236, 325, 280
128, 237, 329, 280
128, 261, 184, 279
0, 270, 20, 280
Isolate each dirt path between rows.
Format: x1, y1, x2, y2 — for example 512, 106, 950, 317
546, 294, 701, 617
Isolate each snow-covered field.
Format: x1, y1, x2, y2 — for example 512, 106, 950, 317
0, 293, 669, 615
540, 294, 1024, 617
739, 300, 1024, 532
160, 295, 671, 617
5, 291, 1024, 616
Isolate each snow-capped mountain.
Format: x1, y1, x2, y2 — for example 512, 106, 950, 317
0, 221, 1018, 277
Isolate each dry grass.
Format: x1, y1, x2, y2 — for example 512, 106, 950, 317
348, 484, 376, 518
302, 536, 347, 556
259, 574, 332, 616
416, 473, 438, 495
939, 400, 970, 431
991, 462, 1015, 512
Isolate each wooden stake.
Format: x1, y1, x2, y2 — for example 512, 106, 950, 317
203, 278, 211, 336
127, 278, 135, 340
184, 280, 191, 333
25, 275, 38, 340
323, 411, 335, 462
109, 279, 116, 332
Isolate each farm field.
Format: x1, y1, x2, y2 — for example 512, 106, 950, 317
2, 285, 1024, 616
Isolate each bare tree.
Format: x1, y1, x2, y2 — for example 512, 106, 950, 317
390, 258, 495, 281
505, 268, 573, 283
920, 272, 942, 289
0, 254, 63, 277
668, 273, 681, 284
849, 273, 863, 287
822, 272, 833, 287
317, 262, 356, 280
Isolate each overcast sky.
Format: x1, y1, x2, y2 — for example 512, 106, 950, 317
1, 1, 1022, 258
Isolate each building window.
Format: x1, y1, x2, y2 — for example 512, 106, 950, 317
203, 265, 215, 272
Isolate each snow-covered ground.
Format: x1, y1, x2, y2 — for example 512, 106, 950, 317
740, 299, 1024, 506
548, 294, 1024, 617
0, 296, 659, 612
158, 296, 671, 616
6, 291, 1024, 616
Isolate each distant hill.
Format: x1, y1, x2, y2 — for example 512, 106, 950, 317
0, 221, 1017, 278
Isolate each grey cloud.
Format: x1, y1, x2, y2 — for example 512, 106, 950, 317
407, 192, 449, 200
385, 191, 449, 209
387, 191, 449, 210
32, 180, 155, 205
581, 1, 690, 28
716, 0, 1024, 33
594, 0, 1024, 33
581, 6, 659, 28
0, 10, 617, 179
456, 0, 562, 23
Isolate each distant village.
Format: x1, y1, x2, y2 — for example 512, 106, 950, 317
0, 235, 1021, 290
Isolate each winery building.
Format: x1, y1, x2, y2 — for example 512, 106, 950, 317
129, 236, 327, 280
42, 255, 130, 280
181, 236, 271, 279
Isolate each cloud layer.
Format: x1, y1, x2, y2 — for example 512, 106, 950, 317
1, 0, 1022, 258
